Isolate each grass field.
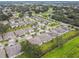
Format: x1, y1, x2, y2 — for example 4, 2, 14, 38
42, 35, 79, 58
32, 8, 52, 19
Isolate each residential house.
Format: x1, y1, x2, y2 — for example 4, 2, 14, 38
3, 32, 16, 40
5, 43, 21, 58
0, 44, 6, 58
0, 34, 3, 41
39, 33, 52, 43
14, 29, 25, 37
28, 36, 42, 46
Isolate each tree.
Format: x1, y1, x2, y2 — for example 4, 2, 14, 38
55, 36, 63, 47
0, 13, 9, 21
18, 13, 24, 18
0, 23, 10, 34
33, 5, 49, 14
21, 41, 42, 58
15, 6, 30, 14
28, 11, 32, 17
51, 6, 79, 27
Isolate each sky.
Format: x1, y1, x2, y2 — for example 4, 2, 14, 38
0, 0, 79, 1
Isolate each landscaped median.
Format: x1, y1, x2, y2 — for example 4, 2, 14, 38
42, 35, 79, 58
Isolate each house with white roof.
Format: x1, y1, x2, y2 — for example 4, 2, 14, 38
24, 34, 33, 40
8, 39, 16, 46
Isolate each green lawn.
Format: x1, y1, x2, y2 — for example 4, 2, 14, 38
0, 40, 8, 45
40, 8, 53, 19
61, 30, 79, 41
42, 35, 79, 58
40, 39, 55, 52
32, 8, 53, 19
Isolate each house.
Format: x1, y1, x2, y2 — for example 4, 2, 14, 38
3, 32, 16, 40
5, 43, 21, 58
0, 44, 6, 58
28, 36, 42, 46
55, 27, 68, 35
8, 39, 16, 46
0, 34, 3, 41
19, 21, 25, 26
0, 21, 9, 25
24, 28, 34, 33
14, 29, 25, 37
47, 31, 58, 38
9, 19, 19, 28
28, 28, 34, 33
15, 19, 25, 26
27, 32, 53, 45
10, 23, 19, 28
9, 19, 15, 24
9, 18, 25, 28
25, 35, 33, 40
39, 33, 52, 43
30, 32, 36, 36
24, 28, 30, 34
50, 29, 59, 34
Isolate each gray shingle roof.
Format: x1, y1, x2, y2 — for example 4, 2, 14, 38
5, 44, 21, 58
14, 29, 25, 37
0, 45, 6, 58
27, 33, 52, 45
39, 33, 52, 43
3, 32, 16, 40
28, 36, 42, 45
0, 34, 3, 41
